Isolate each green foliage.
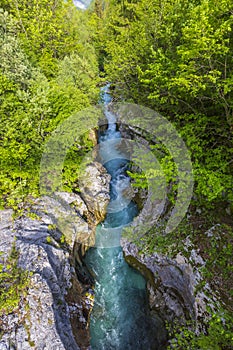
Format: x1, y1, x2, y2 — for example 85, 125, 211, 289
0, 244, 30, 317
60, 234, 66, 244
5, 0, 81, 77
193, 223, 233, 303
128, 143, 179, 206
135, 217, 192, 257
176, 113, 233, 205
62, 130, 95, 192
0, 3, 100, 209
46, 236, 52, 244
168, 309, 233, 349
127, 170, 148, 189
26, 212, 41, 220
99, 0, 233, 208
48, 224, 57, 231
56, 52, 99, 104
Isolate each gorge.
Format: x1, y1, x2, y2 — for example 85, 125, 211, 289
0, 86, 217, 350
84, 86, 166, 349
0, 0, 232, 348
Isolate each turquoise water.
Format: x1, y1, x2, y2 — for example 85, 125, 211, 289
84, 87, 160, 349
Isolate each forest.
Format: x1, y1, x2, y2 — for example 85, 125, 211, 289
0, 0, 232, 348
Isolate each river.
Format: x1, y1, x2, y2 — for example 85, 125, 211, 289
84, 86, 161, 349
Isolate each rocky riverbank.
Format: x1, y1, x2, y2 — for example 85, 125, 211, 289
0, 161, 110, 350
117, 119, 232, 347
121, 238, 219, 335
0, 128, 231, 349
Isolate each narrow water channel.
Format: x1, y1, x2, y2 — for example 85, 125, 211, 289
84, 86, 159, 349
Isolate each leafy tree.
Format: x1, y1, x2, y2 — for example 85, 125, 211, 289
0, 4, 100, 208
99, 0, 233, 207
97, 2, 233, 346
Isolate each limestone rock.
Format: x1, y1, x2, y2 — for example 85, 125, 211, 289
55, 191, 89, 218
79, 162, 111, 225
0, 162, 111, 350
0, 210, 79, 350
121, 238, 220, 337
33, 194, 92, 248
0, 209, 15, 258
122, 239, 196, 323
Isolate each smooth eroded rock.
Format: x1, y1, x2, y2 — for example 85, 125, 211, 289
122, 239, 196, 323
79, 162, 111, 225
